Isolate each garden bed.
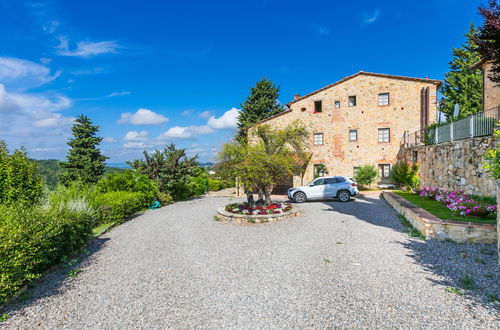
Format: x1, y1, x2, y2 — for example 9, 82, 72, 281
216, 202, 300, 224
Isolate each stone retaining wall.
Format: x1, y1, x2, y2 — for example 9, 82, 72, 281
216, 207, 301, 224
397, 136, 496, 197
382, 191, 496, 243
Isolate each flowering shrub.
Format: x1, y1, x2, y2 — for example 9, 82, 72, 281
415, 186, 496, 217
225, 202, 293, 215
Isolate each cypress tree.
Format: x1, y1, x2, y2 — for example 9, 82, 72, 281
236, 77, 286, 142
440, 24, 483, 119
60, 115, 108, 185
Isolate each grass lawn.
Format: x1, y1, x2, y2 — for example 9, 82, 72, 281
92, 222, 114, 237
394, 191, 496, 224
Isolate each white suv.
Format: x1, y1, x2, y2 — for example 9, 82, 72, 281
287, 176, 358, 203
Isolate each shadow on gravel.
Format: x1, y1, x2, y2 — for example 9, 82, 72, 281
316, 194, 499, 310
2, 237, 111, 315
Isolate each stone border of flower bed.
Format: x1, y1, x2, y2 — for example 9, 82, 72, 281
216, 206, 301, 224
382, 191, 496, 243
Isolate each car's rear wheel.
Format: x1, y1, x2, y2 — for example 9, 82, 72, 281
337, 190, 351, 202
293, 191, 307, 203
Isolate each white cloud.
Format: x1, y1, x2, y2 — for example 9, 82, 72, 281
199, 110, 212, 118
78, 91, 130, 101
56, 40, 122, 58
158, 125, 214, 140
103, 137, 118, 143
207, 108, 240, 130
123, 141, 149, 149
0, 57, 60, 90
108, 91, 130, 97
181, 110, 192, 116
124, 130, 149, 141
118, 108, 169, 125
363, 9, 380, 24
33, 113, 74, 128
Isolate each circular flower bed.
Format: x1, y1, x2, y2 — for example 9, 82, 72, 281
225, 202, 293, 215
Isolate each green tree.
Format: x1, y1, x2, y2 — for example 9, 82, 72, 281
354, 165, 378, 187
483, 123, 500, 180
128, 144, 200, 200
218, 121, 309, 206
477, 0, 500, 83
60, 115, 108, 185
440, 24, 483, 119
236, 77, 286, 143
390, 161, 419, 190
0, 141, 44, 204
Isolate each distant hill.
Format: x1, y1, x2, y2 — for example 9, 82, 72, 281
33, 159, 126, 188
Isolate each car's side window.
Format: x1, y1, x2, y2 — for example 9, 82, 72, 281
311, 179, 325, 186
334, 177, 346, 183
324, 178, 336, 185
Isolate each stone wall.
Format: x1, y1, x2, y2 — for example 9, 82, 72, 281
397, 136, 496, 197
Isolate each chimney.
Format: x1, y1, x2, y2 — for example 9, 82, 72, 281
294, 94, 300, 100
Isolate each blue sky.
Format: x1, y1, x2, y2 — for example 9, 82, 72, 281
0, 0, 486, 163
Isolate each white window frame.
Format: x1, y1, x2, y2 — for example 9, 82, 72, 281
313, 133, 324, 145
379, 93, 389, 106
378, 128, 390, 143
349, 129, 358, 141
378, 164, 390, 178
334, 100, 341, 108
348, 95, 357, 107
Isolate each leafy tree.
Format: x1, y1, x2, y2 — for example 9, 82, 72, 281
390, 161, 419, 190
483, 123, 500, 180
314, 163, 329, 179
60, 115, 108, 185
96, 170, 159, 204
128, 144, 200, 200
236, 77, 286, 142
477, 0, 500, 83
354, 165, 377, 187
0, 141, 44, 204
218, 121, 309, 206
440, 24, 483, 119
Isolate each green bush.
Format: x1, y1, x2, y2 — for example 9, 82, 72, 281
0, 203, 93, 304
208, 179, 222, 191
96, 170, 158, 204
390, 161, 419, 189
91, 191, 145, 224
354, 165, 378, 186
0, 141, 44, 205
157, 192, 173, 205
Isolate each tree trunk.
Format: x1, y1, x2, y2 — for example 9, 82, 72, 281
263, 184, 274, 206
258, 188, 264, 201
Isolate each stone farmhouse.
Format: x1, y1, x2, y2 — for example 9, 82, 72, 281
250, 71, 442, 190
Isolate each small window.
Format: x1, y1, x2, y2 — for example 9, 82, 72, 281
314, 100, 322, 113
334, 101, 340, 108
348, 96, 356, 107
379, 93, 389, 106
378, 128, 390, 143
378, 164, 390, 178
413, 151, 418, 162
349, 129, 358, 141
313, 133, 324, 145
353, 167, 360, 177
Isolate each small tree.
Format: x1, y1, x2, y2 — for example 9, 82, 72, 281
60, 115, 108, 185
354, 165, 377, 187
236, 77, 286, 143
390, 161, 419, 190
440, 24, 483, 119
128, 144, 200, 200
483, 124, 500, 179
314, 164, 328, 178
218, 121, 309, 206
0, 141, 44, 204
477, 0, 500, 83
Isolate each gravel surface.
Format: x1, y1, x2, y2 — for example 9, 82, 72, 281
2, 194, 499, 328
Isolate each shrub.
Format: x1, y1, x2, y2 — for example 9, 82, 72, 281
157, 192, 173, 205
354, 165, 378, 186
208, 179, 222, 191
0, 141, 44, 205
390, 161, 419, 189
96, 170, 158, 204
0, 203, 93, 304
91, 191, 145, 224
483, 123, 500, 180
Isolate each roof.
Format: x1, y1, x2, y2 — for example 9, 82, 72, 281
287, 71, 442, 106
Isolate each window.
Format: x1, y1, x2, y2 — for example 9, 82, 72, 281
313, 133, 324, 145
314, 100, 322, 113
349, 129, 358, 141
335, 101, 340, 108
413, 151, 418, 163
378, 164, 390, 178
310, 178, 325, 186
353, 167, 360, 177
379, 93, 389, 106
324, 178, 336, 184
348, 95, 357, 107
334, 177, 346, 183
378, 128, 390, 143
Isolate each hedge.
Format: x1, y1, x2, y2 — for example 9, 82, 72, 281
91, 191, 146, 224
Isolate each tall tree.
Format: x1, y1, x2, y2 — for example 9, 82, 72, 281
440, 24, 483, 119
60, 115, 108, 185
236, 77, 286, 142
477, 0, 500, 83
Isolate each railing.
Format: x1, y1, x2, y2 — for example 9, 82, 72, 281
403, 105, 499, 147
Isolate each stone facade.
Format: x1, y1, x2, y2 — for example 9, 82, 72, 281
383, 191, 496, 243
397, 136, 496, 197
481, 61, 500, 111
249, 71, 441, 187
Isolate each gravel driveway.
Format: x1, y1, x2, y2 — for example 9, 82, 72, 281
2, 194, 499, 328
